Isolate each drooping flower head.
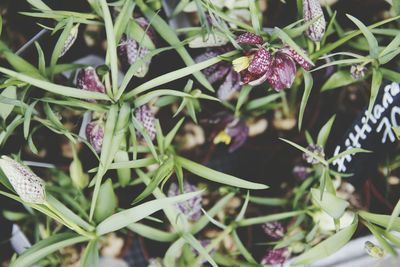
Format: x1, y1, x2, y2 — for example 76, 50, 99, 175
195, 46, 241, 101
261, 247, 291, 265
167, 181, 202, 221
118, 17, 156, 77
135, 104, 156, 141
77, 67, 106, 94
262, 221, 285, 240
267, 51, 297, 91
303, 144, 325, 164
85, 120, 105, 153
60, 24, 79, 58
303, 0, 326, 42
207, 112, 249, 153
0, 156, 46, 204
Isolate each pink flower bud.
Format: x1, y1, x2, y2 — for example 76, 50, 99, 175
0, 156, 46, 204
236, 32, 264, 45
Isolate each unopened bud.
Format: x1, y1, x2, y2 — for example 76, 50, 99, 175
60, 24, 79, 58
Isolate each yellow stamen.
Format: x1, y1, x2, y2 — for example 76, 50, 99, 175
213, 130, 232, 145
232, 56, 251, 72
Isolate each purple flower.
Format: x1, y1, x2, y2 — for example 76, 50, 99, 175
262, 221, 285, 240
134, 104, 156, 141
267, 51, 297, 91
85, 120, 104, 153
77, 67, 106, 94
118, 17, 156, 77
195, 46, 241, 101
261, 247, 290, 265
350, 64, 366, 80
302, 144, 325, 164
236, 32, 264, 45
167, 181, 202, 221
279, 46, 313, 71
207, 112, 249, 152
303, 0, 326, 42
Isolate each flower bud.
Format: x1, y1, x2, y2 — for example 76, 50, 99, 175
350, 64, 366, 80
60, 24, 79, 58
85, 121, 104, 153
303, 144, 325, 164
267, 52, 297, 91
77, 67, 106, 93
236, 32, 263, 45
303, 0, 326, 42
365, 241, 385, 258
168, 181, 202, 221
0, 156, 46, 204
135, 104, 156, 140
280, 46, 313, 71
262, 221, 285, 240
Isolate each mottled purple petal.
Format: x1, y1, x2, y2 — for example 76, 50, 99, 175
135, 17, 157, 44
262, 221, 285, 240
168, 181, 202, 221
77, 67, 106, 94
135, 104, 156, 140
86, 121, 104, 153
217, 69, 241, 100
303, 0, 326, 42
261, 248, 290, 265
236, 32, 263, 45
247, 48, 273, 75
267, 53, 297, 91
226, 119, 249, 152
196, 50, 231, 84
239, 69, 263, 85
280, 46, 313, 71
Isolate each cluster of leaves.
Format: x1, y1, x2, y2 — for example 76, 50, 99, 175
0, 0, 399, 267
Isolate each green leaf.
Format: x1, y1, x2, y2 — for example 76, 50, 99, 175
364, 221, 398, 256
248, 0, 261, 34
236, 191, 250, 221
50, 19, 74, 68
298, 71, 313, 130
0, 67, 110, 100
124, 50, 238, 99
321, 70, 359, 92
132, 156, 174, 204
136, 0, 214, 92
126, 19, 155, 50
128, 223, 178, 242
317, 115, 336, 148
26, 0, 52, 10
80, 239, 99, 267
292, 218, 358, 266
182, 233, 217, 267
367, 68, 383, 118
176, 156, 268, 190
327, 147, 371, 164
379, 34, 400, 59
94, 179, 117, 223
10, 233, 89, 267
311, 189, 349, 219
381, 67, 400, 83
248, 196, 288, 206
346, 15, 379, 58
96, 191, 202, 235
0, 86, 17, 120
34, 42, 46, 76
245, 93, 280, 111
232, 230, 257, 264
114, 0, 135, 43
387, 198, 400, 231
238, 211, 304, 227
280, 138, 328, 166
164, 118, 185, 149
359, 211, 400, 232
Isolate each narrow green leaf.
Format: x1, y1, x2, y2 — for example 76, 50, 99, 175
238, 211, 305, 227
387, 198, 400, 231
248, 196, 288, 206
321, 70, 359, 92
317, 115, 336, 148
80, 239, 99, 267
364, 221, 398, 256
359, 211, 400, 232
347, 15, 379, 58
164, 118, 184, 149
381, 67, 400, 83
367, 68, 383, 119
280, 138, 328, 166
0, 86, 17, 120
176, 156, 268, 190
298, 71, 313, 130
128, 223, 178, 242
96, 191, 202, 235
292, 218, 358, 265
94, 179, 117, 223
182, 233, 217, 267
311, 189, 349, 219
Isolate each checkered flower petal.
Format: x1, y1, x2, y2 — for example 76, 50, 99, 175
280, 46, 313, 71
239, 69, 263, 85
261, 248, 290, 265
85, 121, 104, 153
0, 156, 46, 204
135, 17, 157, 44
236, 32, 263, 45
267, 53, 297, 91
303, 144, 325, 164
167, 181, 202, 221
135, 104, 156, 140
195, 50, 231, 84
303, 0, 326, 42
262, 221, 285, 240
77, 67, 106, 94
247, 48, 273, 75
60, 24, 79, 58
118, 34, 151, 77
